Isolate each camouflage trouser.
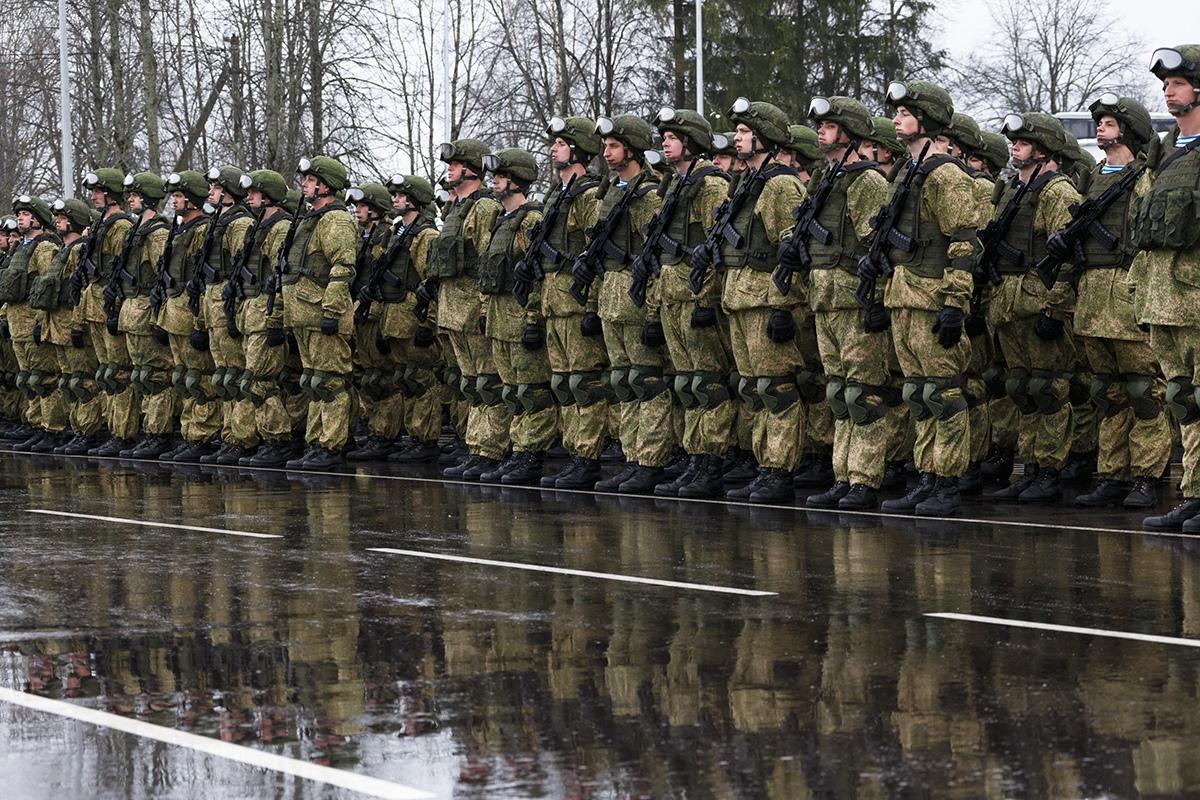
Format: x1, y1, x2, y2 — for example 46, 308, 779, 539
13, 338, 67, 432
55, 338, 103, 436
798, 310, 833, 458
602, 320, 674, 468
815, 308, 891, 488
1069, 336, 1098, 457
355, 315, 404, 440
205, 284, 258, 447
87, 318, 139, 440
1150, 324, 1200, 496
966, 327, 993, 463
659, 300, 734, 457
122, 297, 177, 437
884, 331, 912, 462
447, 327, 510, 461
891, 308, 971, 478
295, 326, 354, 451
0, 338, 22, 422
492, 337, 556, 453
546, 314, 608, 460
996, 317, 1074, 471
167, 331, 221, 443
1081, 335, 1171, 482
727, 307, 806, 471
240, 329, 292, 441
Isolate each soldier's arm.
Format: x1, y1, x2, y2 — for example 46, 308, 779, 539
262, 223, 290, 322
320, 214, 360, 317
30, 242, 57, 275
1038, 179, 1082, 315
225, 217, 254, 263
463, 197, 502, 258
760, 177, 806, 245
927, 165, 979, 311
145, 228, 168, 269
846, 170, 889, 243
693, 174, 729, 235
182, 231, 208, 327
571, 187, 600, 240
411, 228, 437, 282
517, 211, 545, 319
633, 191, 665, 316
103, 218, 133, 259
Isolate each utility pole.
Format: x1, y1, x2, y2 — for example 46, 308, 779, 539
58, 0, 74, 198
694, 0, 704, 116
440, 0, 453, 142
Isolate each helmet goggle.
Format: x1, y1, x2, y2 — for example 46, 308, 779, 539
345, 187, 366, 203
206, 167, 222, 182
711, 133, 730, 151
481, 154, 501, 173
729, 97, 752, 115
122, 174, 135, 188
238, 174, 254, 190
51, 200, 66, 212
595, 117, 616, 136
644, 150, 665, 168
1001, 114, 1026, 135
808, 97, 832, 118
656, 107, 678, 124
166, 172, 182, 187
297, 157, 313, 174
886, 82, 908, 103
547, 116, 568, 134
1150, 48, 1195, 75
437, 143, 455, 162
15, 194, 31, 204
387, 173, 409, 192
82, 172, 100, 188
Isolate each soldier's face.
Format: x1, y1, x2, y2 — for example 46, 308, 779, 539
490, 174, 513, 195
89, 188, 106, 209
893, 107, 919, 138
967, 155, 987, 172
857, 141, 877, 161
15, 210, 35, 234
206, 183, 224, 205
246, 188, 265, 211
300, 174, 320, 198
1010, 139, 1034, 163
550, 137, 572, 165
602, 137, 629, 169
816, 121, 844, 151
661, 131, 685, 161
712, 153, 734, 172
127, 192, 145, 214
733, 123, 755, 155
1095, 115, 1121, 148
353, 204, 372, 225
446, 162, 465, 184
55, 215, 70, 235
392, 192, 408, 213
1164, 76, 1200, 116
170, 190, 189, 212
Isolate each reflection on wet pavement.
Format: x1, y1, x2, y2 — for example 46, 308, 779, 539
0, 456, 1199, 798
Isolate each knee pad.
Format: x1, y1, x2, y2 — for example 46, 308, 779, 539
1089, 373, 1123, 418
298, 368, 314, 398
310, 370, 339, 402
14, 370, 30, 397
1004, 367, 1037, 414
27, 369, 48, 397
518, 382, 555, 414
128, 366, 145, 393
1124, 374, 1161, 421
673, 373, 698, 409
628, 365, 666, 401
399, 365, 429, 397
569, 371, 607, 406
459, 373, 478, 404
845, 381, 888, 425
92, 365, 107, 393
184, 368, 207, 401
57, 374, 69, 394
358, 367, 383, 400
226, 367, 245, 400
171, 365, 187, 393
144, 367, 170, 395
756, 375, 799, 413
902, 377, 931, 422
550, 372, 574, 406
691, 371, 730, 409
443, 366, 464, 399
737, 375, 764, 411
501, 384, 521, 414
795, 368, 824, 404
477, 373, 504, 407
1165, 377, 1200, 424
1029, 369, 1066, 414
826, 375, 850, 420
211, 366, 228, 400
924, 376, 968, 421
982, 367, 1006, 401
69, 374, 94, 404
608, 368, 632, 402
240, 372, 264, 406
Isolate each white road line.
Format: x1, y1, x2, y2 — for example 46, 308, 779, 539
0, 688, 434, 800
926, 612, 1200, 648
368, 547, 776, 596
27, 509, 282, 540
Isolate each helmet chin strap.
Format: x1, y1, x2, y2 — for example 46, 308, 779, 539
1170, 84, 1200, 116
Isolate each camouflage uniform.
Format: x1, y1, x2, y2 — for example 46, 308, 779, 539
348, 203, 397, 453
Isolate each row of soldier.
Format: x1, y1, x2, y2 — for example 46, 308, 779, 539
1, 43, 1198, 528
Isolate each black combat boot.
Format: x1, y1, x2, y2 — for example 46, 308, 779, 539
553, 457, 601, 489
959, 462, 983, 495
11, 430, 47, 452
596, 462, 639, 491
988, 463, 1039, 501
678, 454, 726, 499
838, 483, 879, 511
618, 465, 663, 494
303, 447, 346, 470
1060, 449, 1096, 484
442, 453, 479, 477
793, 453, 835, 487
748, 467, 793, 503
1073, 478, 1131, 507
881, 472, 936, 512
346, 435, 396, 461
654, 455, 700, 497
880, 460, 908, 491
389, 440, 441, 463
502, 451, 545, 485
915, 476, 961, 516
541, 456, 583, 487
726, 469, 767, 500
980, 446, 1015, 483
722, 448, 759, 483
463, 455, 503, 481
1122, 476, 1158, 509
1147, 498, 1200, 532
284, 445, 318, 470
92, 436, 134, 457
1018, 466, 1061, 502
806, 481, 850, 509
478, 452, 520, 482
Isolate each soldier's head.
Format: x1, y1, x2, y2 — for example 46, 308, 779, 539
945, 113, 985, 162
1002, 111, 1069, 170
546, 116, 602, 171
1088, 93, 1154, 156
296, 156, 348, 203
1150, 45, 1200, 117
709, 131, 736, 173
1, 216, 18, 249
781, 125, 821, 175
644, 149, 668, 181
12, 194, 53, 235
978, 131, 1011, 176
164, 170, 209, 216
596, 115, 653, 173
385, 174, 434, 217
438, 139, 490, 188
243, 169, 289, 214
122, 171, 166, 215
0, 217, 12, 251
726, 97, 792, 161
205, 165, 248, 208
82, 168, 125, 212
808, 96, 872, 156
346, 182, 392, 226
483, 148, 538, 202
885, 80, 954, 144
52, 198, 96, 237
654, 106, 713, 165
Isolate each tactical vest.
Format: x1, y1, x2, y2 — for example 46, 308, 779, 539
1131, 134, 1200, 251
121, 217, 170, 298
719, 165, 798, 272
282, 204, 350, 288
379, 220, 436, 301
238, 213, 290, 298
202, 205, 251, 282
659, 166, 725, 266
542, 177, 600, 272
885, 155, 960, 278
1080, 163, 1139, 269
428, 190, 490, 279
808, 162, 883, 272
596, 178, 656, 273
164, 216, 209, 297
994, 172, 1066, 274
0, 234, 59, 304
479, 205, 536, 295
29, 238, 83, 310
87, 212, 134, 282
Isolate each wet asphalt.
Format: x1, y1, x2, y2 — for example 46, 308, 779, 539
1, 453, 1199, 799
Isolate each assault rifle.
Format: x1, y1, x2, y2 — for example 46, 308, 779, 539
512, 174, 577, 307
687, 153, 775, 295
265, 197, 305, 316
628, 159, 701, 308
773, 141, 858, 295
568, 172, 649, 306
976, 163, 1045, 305
356, 220, 416, 323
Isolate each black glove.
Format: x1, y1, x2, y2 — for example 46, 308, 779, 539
265, 327, 286, 347
189, 329, 210, 351
580, 311, 602, 337
776, 238, 807, 272
965, 313, 988, 338
319, 316, 339, 336
103, 282, 120, 307
855, 255, 876, 282
1044, 232, 1073, 264
1034, 314, 1065, 341
862, 302, 891, 333
415, 280, 438, 305
32, 322, 41, 345
262, 273, 278, 297
148, 283, 165, 310
932, 306, 964, 348
571, 257, 595, 285
414, 326, 436, 348
477, 314, 487, 335
512, 259, 535, 285
375, 334, 392, 355
766, 309, 796, 343
356, 284, 374, 305
521, 321, 545, 351
106, 315, 120, 336
640, 320, 665, 347
149, 325, 169, 346
220, 281, 237, 303
0, 320, 10, 340
69, 328, 85, 348
690, 306, 717, 329
690, 243, 714, 273
227, 318, 242, 340
185, 278, 203, 304
287, 332, 299, 355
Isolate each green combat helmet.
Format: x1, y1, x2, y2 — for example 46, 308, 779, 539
786, 125, 822, 170
283, 189, 302, 215
711, 131, 737, 156
596, 115, 655, 154
1150, 45, 1200, 82
869, 116, 906, 158
1058, 135, 1097, 187
482, 148, 539, 188
12, 194, 54, 228
386, 174, 435, 208
726, 97, 792, 150
654, 106, 714, 153
1089, 93, 1155, 154
438, 139, 490, 176
52, 198, 98, 233
345, 182, 393, 217
297, 155, 349, 192
946, 112, 985, 155
122, 171, 167, 203
1001, 111, 1071, 160
206, 165, 249, 199
83, 168, 126, 196
807, 96, 874, 142
885, 79, 955, 137
165, 170, 210, 208
242, 169, 289, 205
546, 115, 602, 163
979, 131, 1012, 174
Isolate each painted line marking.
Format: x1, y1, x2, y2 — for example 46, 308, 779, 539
926, 612, 1200, 648
27, 509, 282, 540
0, 687, 435, 799
368, 547, 776, 596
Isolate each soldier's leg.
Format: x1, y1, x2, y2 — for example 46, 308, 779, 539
170, 332, 221, 443
242, 328, 292, 442
398, 328, 443, 447
508, 340, 556, 461
837, 310, 893, 491
602, 322, 637, 462
1082, 336, 1133, 482
1026, 329, 1075, 473
966, 325, 994, 466
733, 307, 803, 472
625, 323, 673, 470
1114, 339, 1171, 484
100, 324, 140, 441
1145, 325, 1200, 530
59, 333, 103, 439
814, 311, 849, 485
683, 307, 735, 459
797, 309, 835, 484
469, 332, 510, 463
301, 325, 355, 454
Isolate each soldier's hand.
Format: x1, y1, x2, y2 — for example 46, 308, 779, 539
570, 258, 594, 285
69, 328, 85, 348
148, 284, 165, 308
149, 325, 169, 346
640, 320, 665, 347
415, 280, 438, 305
32, 322, 41, 345
477, 314, 487, 335
319, 316, 340, 336
263, 273, 278, 296
766, 309, 796, 343
375, 334, 392, 355
512, 259, 534, 285
580, 311, 602, 337
1044, 232, 1073, 264
413, 327, 436, 348
521, 321, 545, 351
103, 282, 120, 306
855, 255, 876, 282
185, 278, 203, 302
221, 281, 236, 303
189, 329, 210, 351
862, 302, 891, 333
227, 318, 242, 340
689, 305, 717, 329
106, 315, 120, 336
776, 239, 806, 273
265, 327, 286, 347
1033, 313, 1065, 341
965, 313, 988, 338
932, 306, 964, 348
